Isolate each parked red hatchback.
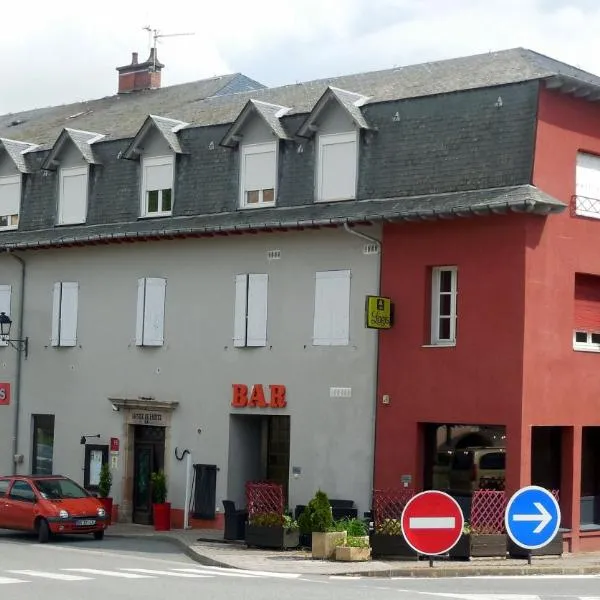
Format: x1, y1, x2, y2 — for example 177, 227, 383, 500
0, 475, 108, 543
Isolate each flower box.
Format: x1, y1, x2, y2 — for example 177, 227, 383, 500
508, 532, 563, 558
335, 545, 371, 562
370, 533, 415, 558
449, 533, 507, 559
245, 524, 299, 549
311, 531, 346, 559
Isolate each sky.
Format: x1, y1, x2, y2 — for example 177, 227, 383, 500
1, 0, 600, 115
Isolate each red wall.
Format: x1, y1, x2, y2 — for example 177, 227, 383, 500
375, 215, 528, 489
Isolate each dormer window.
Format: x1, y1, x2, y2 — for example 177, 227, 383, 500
141, 155, 174, 217
240, 142, 277, 208
0, 175, 21, 230
317, 131, 358, 202
58, 166, 88, 225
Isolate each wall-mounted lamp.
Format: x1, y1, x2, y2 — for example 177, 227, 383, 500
80, 434, 101, 445
0, 312, 28, 358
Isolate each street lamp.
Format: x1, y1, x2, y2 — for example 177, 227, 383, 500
0, 312, 28, 358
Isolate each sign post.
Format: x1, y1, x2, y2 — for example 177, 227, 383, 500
504, 485, 561, 565
401, 490, 464, 565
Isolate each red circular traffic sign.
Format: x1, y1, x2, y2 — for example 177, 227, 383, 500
401, 490, 464, 555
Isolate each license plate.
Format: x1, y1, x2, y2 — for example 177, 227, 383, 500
76, 519, 96, 527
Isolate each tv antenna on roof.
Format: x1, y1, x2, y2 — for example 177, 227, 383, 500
142, 26, 195, 69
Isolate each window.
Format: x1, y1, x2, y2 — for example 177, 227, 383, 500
32, 414, 55, 475
0, 175, 21, 229
83, 445, 108, 490
51, 282, 79, 347
317, 132, 358, 202
575, 152, 600, 218
0, 284, 11, 348
240, 142, 277, 207
431, 267, 458, 345
136, 277, 166, 346
58, 166, 88, 225
8, 480, 36, 502
573, 273, 600, 352
313, 270, 351, 346
0, 479, 9, 497
233, 274, 268, 347
141, 156, 174, 217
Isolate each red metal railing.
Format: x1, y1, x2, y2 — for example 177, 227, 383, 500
245, 481, 284, 518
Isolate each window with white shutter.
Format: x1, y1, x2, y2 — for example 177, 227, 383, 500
313, 270, 351, 345
0, 284, 11, 348
51, 282, 79, 347
240, 143, 277, 207
317, 132, 358, 202
58, 167, 88, 225
141, 156, 174, 217
136, 277, 166, 346
233, 273, 268, 347
0, 175, 21, 229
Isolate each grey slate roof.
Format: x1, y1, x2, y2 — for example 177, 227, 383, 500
0, 138, 38, 172
123, 115, 188, 159
0, 185, 565, 250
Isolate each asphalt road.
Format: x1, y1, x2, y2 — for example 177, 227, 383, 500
0, 531, 599, 600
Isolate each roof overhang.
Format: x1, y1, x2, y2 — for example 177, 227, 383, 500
0, 138, 39, 173
42, 128, 105, 170
122, 115, 189, 160
543, 75, 600, 101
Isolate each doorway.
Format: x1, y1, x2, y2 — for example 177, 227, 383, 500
132, 425, 165, 525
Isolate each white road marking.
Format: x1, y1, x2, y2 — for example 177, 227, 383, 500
63, 568, 154, 578
120, 568, 212, 578
8, 570, 92, 581
408, 594, 540, 600
409, 517, 456, 529
172, 568, 262, 578
0, 576, 27, 585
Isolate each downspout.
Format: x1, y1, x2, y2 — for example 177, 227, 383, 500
342, 222, 382, 509
7, 250, 26, 475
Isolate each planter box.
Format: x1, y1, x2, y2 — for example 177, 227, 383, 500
335, 546, 371, 562
370, 533, 415, 558
312, 531, 347, 559
152, 502, 171, 531
245, 525, 299, 550
508, 532, 563, 558
449, 534, 507, 559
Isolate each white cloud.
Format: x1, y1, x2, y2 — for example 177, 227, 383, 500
1, 0, 600, 114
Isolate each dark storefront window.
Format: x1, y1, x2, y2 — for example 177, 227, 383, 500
32, 414, 55, 475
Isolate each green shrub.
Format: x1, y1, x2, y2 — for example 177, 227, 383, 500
150, 471, 167, 504
344, 518, 368, 537
98, 463, 112, 498
298, 490, 333, 533
249, 511, 298, 530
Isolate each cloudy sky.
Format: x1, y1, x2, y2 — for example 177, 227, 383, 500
1, 0, 599, 115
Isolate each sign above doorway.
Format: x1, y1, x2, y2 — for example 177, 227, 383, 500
231, 384, 287, 408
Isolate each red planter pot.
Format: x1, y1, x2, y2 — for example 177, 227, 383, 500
99, 497, 113, 526
153, 502, 171, 531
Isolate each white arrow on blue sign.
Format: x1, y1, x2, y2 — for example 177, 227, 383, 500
504, 485, 561, 550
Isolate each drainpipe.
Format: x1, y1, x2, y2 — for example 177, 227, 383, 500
7, 250, 26, 475
342, 222, 382, 510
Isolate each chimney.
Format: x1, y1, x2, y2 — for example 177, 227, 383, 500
116, 49, 164, 94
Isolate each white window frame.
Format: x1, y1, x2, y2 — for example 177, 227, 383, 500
239, 142, 277, 208
51, 282, 79, 347
430, 266, 458, 346
141, 155, 174, 218
573, 330, 600, 352
135, 277, 166, 346
233, 273, 269, 347
0, 175, 21, 230
313, 269, 351, 346
575, 152, 600, 219
316, 131, 358, 203
58, 166, 88, 225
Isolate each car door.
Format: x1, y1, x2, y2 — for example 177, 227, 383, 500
0, 478, 11, 528
7, 480, 38, 531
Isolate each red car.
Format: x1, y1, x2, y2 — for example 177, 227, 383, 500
0, 474, 108, 543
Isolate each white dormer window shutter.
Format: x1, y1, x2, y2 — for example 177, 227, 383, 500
0, 285, 11, 347
136, 277, 166, 346
58, 166, 88, 225
51, 282, 79, 347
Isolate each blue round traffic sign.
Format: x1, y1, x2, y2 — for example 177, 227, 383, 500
504, 485, 561, 550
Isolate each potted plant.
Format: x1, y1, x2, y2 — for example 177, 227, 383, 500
245, 511, 299, 549
370, 518, 414, 558
301, 490, 346, 559
335, 535, 372, 562
151, 471, 170, 531
449, 521, 508, 559
98, 463, 113, 526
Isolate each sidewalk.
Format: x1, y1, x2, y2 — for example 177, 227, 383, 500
106, 524, 600, 578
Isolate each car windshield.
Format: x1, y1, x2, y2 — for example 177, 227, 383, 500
34, 478, 90, 500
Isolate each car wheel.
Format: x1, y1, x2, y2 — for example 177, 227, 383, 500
93, 530, 104, 541
38, 519, 50, 544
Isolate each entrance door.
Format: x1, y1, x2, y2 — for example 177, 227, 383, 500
266, 416, 290, 504
132, 426, 165, 525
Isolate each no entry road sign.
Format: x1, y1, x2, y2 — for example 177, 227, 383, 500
505, 485, 561, 550
401, 490, 464, 555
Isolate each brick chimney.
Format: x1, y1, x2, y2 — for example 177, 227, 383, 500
116, 49, 164, 94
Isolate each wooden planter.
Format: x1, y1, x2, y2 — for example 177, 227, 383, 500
370, 533, 415, 558
508, 532, 563, 558
245, 524, 299, 549
311, 531, 347, 559
335, 546, 371, 562
449, 533, 507, 559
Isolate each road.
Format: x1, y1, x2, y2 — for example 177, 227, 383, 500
0, 531, 599, 599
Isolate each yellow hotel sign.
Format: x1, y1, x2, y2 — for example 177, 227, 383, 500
365, 296, 393, 329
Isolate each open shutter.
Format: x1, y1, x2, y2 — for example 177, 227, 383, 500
59, 282, 78, 346
0, 285, 11, 347
233, 274, 248, 347
142, 278, 166, 346
51, 282, 61, 347
313, 270, 351, 345
135, 278, 146, 346
247, 274, 268, 346
574, 274, 600, 331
